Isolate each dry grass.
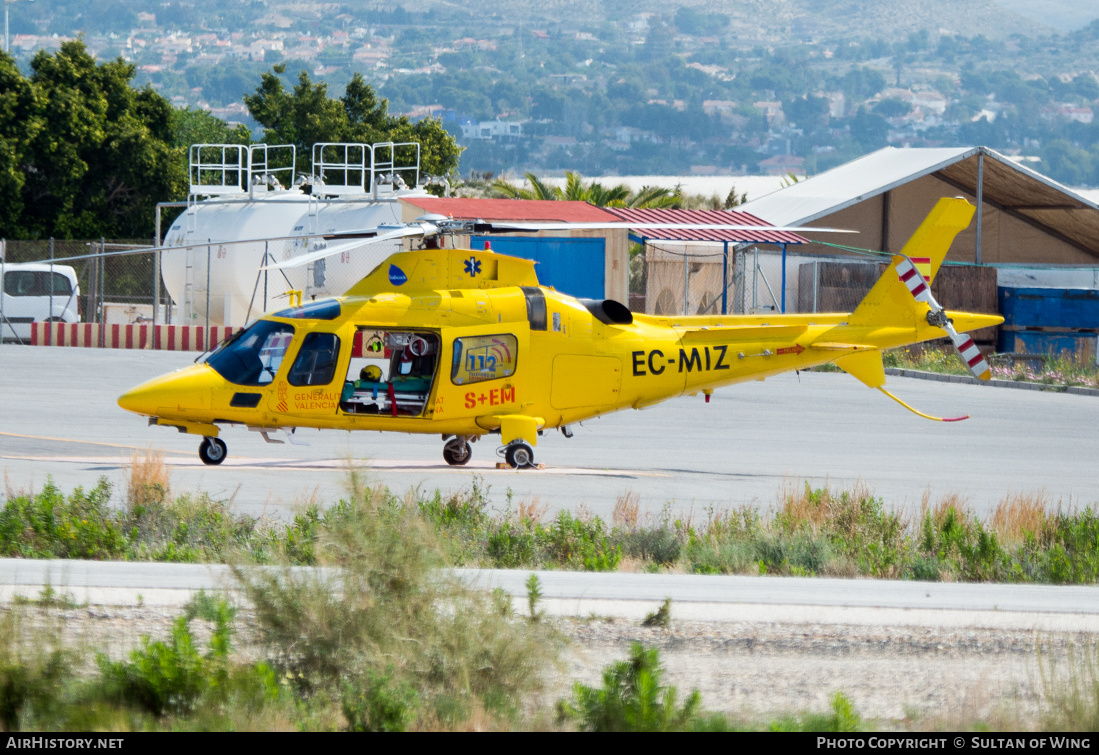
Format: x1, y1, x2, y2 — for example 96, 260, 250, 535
1038, 639, 1099, 732
990, 492, 1051, 544
920, 491, 972, 527
905, 675, 1031, 732
3, 470, 29, 502
126, 446, 170, 508
518, 496, 547, 525
612, 492, 640, 529
778, 482, 830, 531
233, 470, 560, 730
615, 556, 647, 573
778, 480, 890, 537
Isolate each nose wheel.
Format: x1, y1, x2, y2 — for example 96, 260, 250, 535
442, 437, 473, 466
503, 441, 535, 470
198, 437, 227, 466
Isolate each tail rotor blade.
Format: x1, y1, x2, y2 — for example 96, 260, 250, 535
894, 254, 991, 381
945, 323, 992, 381
895, 256, 935, 305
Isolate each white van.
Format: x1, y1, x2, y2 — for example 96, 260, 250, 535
1, 263, 81, 343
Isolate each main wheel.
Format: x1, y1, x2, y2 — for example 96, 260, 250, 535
504, 442, 534, 469
442, 438, 472, 466
198, 437, 227, 466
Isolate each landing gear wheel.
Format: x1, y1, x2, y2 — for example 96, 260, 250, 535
198, 437, 227, 466
504, 442, 535, 470
442, 438, 472, 466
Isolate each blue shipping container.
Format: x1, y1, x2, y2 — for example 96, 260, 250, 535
998, 286, 1099, 329
997, 330, 1097, 361
470, 236, 606, 299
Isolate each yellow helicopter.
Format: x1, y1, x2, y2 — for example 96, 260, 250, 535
118, 196, 1003, 468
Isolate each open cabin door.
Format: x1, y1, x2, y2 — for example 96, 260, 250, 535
339, 328, 441, 417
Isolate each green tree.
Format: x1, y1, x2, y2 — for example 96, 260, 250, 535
2, 41, 186, 239
489, 171, 560, 200
489, 171, 679, 208
0, 52, 37, 235
872, 98, 912, 118
849, 106, 889, 150
1041, 140, 1092, 186
173, 108, 251, 149
841, 66, 887, 102
785, 95, 831, 131
244, 66, 461, 178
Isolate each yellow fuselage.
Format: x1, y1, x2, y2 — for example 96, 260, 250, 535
118, 284, 1001, 447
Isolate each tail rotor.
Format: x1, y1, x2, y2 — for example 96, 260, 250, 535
894, 256, 991, 381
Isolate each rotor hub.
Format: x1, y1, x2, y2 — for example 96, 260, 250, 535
926, 309, 949, 328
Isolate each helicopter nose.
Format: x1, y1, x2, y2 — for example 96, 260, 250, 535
118, 365, 218, 416
117, 381, 167, 416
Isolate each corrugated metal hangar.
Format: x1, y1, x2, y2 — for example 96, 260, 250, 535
738, 146, 1099, 353
738, 146, 1099, 265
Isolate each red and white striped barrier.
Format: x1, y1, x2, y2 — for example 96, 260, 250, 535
30, 322, 238, 351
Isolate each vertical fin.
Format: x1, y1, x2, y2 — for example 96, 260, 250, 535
849, 198, 976, 326
898, 197, 977, 286
834, 349, 885, 388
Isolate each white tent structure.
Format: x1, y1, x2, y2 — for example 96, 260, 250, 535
739, 146, 1099, 266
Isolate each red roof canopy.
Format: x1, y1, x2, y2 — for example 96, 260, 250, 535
605, 208, 808, 244
402, 197, 619, 223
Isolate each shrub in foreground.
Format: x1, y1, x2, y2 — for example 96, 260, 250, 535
559, 642, 700, 732
234, 473, 558, 730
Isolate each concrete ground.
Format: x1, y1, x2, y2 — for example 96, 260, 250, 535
1, 344, 1096, 519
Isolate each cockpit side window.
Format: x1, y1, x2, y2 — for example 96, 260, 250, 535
206, 320, 294, 385
288, 332, 341, 386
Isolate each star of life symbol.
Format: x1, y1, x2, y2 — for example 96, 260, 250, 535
463, 256, 482, 277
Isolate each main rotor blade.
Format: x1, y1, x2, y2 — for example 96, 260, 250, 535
481, 221, 854, 234
21, 227, 401, 265
263, 226, 424, 271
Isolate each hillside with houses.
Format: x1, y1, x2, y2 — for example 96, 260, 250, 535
8, 1, 1099, 184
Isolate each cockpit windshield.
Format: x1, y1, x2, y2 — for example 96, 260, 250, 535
206, 320, 295, 385
274, 299, 341, 320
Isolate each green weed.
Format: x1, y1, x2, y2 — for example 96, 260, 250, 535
767, 692, 864, 732
641, 598, 672, 629
526, 573, 543, 622
884, 345, 1099, 388
4, 477, 1099, 586
1039, 641, 1099, 732
559, 643, 700, 732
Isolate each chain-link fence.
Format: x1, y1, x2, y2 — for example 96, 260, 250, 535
628, 241, 1099, 360
7, 235, 1099, 358
1, 233, 408, 345
631, 241, 1005, 319
1, 238, 163, 342
630, 241, 865, 316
